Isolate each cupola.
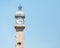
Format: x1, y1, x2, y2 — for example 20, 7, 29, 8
15, 5, 25, 18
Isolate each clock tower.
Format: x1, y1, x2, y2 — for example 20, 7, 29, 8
14, 5, 25, 48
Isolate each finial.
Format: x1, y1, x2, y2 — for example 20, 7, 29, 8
18, 5, 22, 10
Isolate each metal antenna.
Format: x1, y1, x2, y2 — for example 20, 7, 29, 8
18, 0, 22, 10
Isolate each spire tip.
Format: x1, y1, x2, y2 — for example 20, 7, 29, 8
18, 5, 22, 10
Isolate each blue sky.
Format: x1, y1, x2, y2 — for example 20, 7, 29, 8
0, 0, 60, 48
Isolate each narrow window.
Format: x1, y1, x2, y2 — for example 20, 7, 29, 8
17, 42, 21, 45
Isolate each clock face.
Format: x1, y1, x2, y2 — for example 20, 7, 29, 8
16, 18, 23, 24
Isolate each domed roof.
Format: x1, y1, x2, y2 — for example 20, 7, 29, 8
16, 10, 25, 16
15, 6, 25, 16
